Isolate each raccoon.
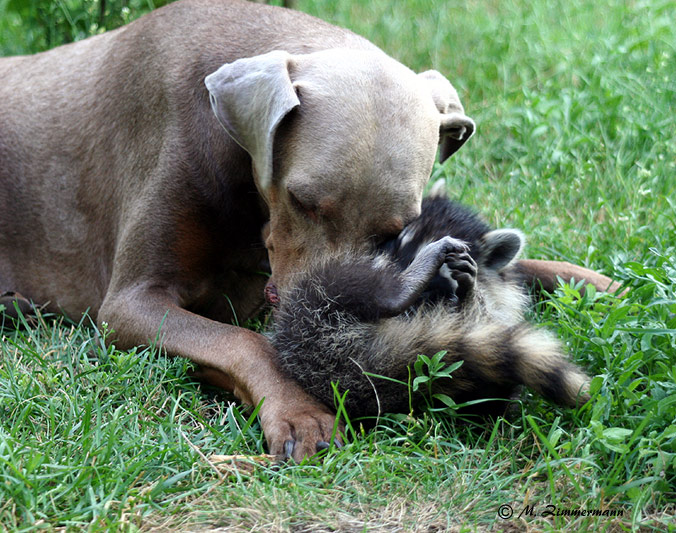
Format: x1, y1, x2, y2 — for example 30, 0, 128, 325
270, 195, 590, 418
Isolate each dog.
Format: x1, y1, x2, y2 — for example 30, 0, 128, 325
271, 195, 590, 418
0, 0, 618, 460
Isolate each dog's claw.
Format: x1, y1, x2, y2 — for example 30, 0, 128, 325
261, 390, 343, 462
282, 439, 295, 461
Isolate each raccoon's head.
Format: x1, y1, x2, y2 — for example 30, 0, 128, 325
478, 229, 525, 272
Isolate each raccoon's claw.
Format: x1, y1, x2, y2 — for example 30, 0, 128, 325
446, 252, 477, 277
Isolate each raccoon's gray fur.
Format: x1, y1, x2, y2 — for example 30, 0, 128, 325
270, 196, 590, 418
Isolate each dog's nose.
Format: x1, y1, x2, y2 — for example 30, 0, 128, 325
264, 280, 280, 305
259, 256, 271, 273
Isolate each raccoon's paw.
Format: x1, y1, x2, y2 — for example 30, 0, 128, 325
437, 235, 470, 256
415, 236, 469, 271
445, 251, 477, 301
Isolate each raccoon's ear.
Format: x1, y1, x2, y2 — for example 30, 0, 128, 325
481, 229, 525, 271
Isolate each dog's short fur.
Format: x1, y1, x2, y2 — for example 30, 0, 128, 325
1, 0, 614, 459
271, 196, 590, 417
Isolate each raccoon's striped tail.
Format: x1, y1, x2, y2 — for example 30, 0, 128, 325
460, 324, 591, 407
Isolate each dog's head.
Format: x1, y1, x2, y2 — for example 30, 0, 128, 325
205, 49, 474, 296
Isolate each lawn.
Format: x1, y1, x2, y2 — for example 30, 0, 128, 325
1, 0, 675, 531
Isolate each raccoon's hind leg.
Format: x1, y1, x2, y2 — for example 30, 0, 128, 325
380, 237, 477, 316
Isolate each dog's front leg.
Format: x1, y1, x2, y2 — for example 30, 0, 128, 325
98, 287, 339, 461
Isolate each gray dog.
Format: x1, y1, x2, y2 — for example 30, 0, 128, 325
0, 0, 619, 460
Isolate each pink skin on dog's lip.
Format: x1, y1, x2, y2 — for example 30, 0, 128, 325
265, 280, 280, 305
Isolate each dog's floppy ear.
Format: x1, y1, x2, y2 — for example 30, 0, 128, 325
418, 70, 475, 162
205, 50, 300, 192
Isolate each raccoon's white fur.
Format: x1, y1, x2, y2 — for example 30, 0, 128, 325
270, 196, 590, 418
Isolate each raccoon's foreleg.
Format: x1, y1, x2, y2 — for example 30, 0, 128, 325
377, 240, 461, 316
379, 237, 477, 316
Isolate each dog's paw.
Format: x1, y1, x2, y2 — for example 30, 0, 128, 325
259, 392, 343, 462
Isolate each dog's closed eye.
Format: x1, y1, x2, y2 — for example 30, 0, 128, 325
288, 189, 319, 222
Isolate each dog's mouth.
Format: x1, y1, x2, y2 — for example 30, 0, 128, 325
264, 280, 280, 306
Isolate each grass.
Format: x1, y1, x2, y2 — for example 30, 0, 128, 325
1, 0, 675, 531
